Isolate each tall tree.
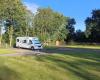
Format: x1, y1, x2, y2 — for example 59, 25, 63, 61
33, 8, 54, 41
85, 9, 100, 42
33, 8, 69, 43
74, 30, 86, 42
52, 13, 69, 41
25, 9, 34, 36
0, 20, 3, 46
66, 18, 76, 42
0, 0, 27, 46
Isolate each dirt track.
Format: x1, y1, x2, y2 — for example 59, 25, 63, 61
0, 48, 47, 56
0, 47, 100, 56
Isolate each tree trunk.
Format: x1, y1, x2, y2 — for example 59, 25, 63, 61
8, 26, 13, 47
9, 34, 13, 47
0, 26, 2, 47
0, 35, 2, 47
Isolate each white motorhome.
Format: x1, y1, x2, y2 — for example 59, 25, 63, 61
16, 37, 43, 50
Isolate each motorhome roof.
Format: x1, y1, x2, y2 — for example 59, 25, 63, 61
16, 37, 38, 40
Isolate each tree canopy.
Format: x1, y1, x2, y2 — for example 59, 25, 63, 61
0, 0, 29, 46
0, 0, 76, 47
85, 9, 100, 42
33, 8, 70, 43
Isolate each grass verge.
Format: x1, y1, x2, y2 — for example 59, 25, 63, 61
0, 49, 15, 54
66, 45, 100, 49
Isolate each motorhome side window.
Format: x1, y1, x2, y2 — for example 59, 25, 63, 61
17, 39, 19, 42
23, 40, 27, 43
29, 40, 32, 44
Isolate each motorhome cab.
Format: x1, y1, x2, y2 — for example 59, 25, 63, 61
16, 37, 43, 50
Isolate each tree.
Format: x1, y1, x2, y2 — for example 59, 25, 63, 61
25, 9, 34, 36
65, 18, 76, 42
52, 15, 69, 41
74, 30, 86, 42
33, 8, 69, 44
0, 0, 27, 46
0, 20, 3, 46
33, 8, 54, 41
85, 9, 100, 42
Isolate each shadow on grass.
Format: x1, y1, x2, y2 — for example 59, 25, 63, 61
36, 47, 100, 80
41, 46, 100, 62
0, 66, 21, 80
35, 55, 100, 80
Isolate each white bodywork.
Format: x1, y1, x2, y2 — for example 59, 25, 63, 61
16, 37, 43, 50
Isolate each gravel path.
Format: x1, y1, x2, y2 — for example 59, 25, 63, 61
0, 49, 47, 56
0, 47, 100, 56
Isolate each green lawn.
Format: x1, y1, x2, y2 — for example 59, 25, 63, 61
0, 49, 15, 54
0, 47, 100, 80
66, 45, 100, 49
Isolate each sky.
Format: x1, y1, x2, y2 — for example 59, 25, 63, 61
23, 0, 100, 31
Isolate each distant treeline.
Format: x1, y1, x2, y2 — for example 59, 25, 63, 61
66, 9, 100, 44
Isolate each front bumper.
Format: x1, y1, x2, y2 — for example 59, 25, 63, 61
34, 46, 43, 50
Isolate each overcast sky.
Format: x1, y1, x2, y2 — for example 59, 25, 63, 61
23, 0, 100, 31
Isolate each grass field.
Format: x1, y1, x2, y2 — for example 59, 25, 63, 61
0, 49, 15, 54
0, 47, 100, 80
66, 45, 100, 49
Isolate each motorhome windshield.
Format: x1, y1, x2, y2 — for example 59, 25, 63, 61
32, 40, 40, 44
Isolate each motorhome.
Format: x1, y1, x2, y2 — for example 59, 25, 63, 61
16, 37, 43, 50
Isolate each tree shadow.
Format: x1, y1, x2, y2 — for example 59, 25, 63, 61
36, 47, 100, 80
0, 66, 21, 80
41, 46, 100, 62
35, 55, 100, 80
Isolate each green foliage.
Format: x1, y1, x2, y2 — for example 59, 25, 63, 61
33, 8, 69, 42
74, 30, 87, 42
0, 0, 31, 46
66, 18, 76, 42
85, 9, 100, 42
0, 0, 76, 46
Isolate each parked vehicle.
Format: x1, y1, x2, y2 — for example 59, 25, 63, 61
16, 37, 43, 50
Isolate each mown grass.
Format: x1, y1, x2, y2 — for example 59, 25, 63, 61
45, 45, 100, 50
66, 45, 100, 49
0, 49, 15, 54
0, 47, 100, 80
